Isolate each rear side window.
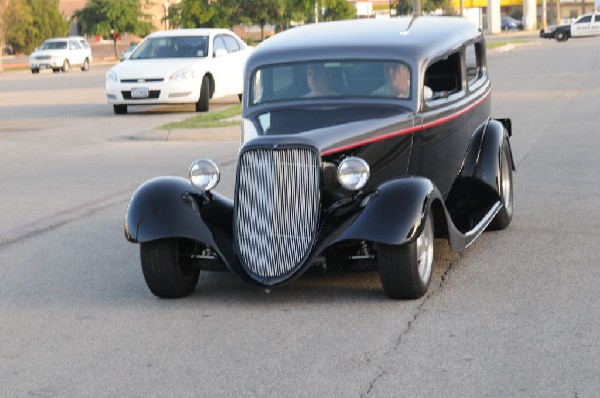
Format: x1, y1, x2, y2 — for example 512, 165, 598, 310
222, 35, 240, 52
213, 36, 227, 54
465, 42, 483, 85
69, 40, 82, 50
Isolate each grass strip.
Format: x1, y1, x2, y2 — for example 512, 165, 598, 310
159, 104, 242, 129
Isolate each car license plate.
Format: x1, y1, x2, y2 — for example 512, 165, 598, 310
131, 87, 148, 99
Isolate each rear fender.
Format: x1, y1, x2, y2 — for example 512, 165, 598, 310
460, 118, 512, 197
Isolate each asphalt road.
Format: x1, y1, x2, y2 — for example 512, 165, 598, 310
0, 37, 599, 397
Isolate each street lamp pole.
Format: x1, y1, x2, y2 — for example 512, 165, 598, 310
163, 2, 169, 30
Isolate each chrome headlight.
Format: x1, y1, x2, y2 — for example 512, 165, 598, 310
189, 159, 220, 191
106, 70, 117, 83
337, 157, 370, 191
169, 68, 196, 81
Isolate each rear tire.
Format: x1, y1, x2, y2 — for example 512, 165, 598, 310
140, 239, 200, 298
488, 139, 513, 230
113, 105, 128, 115
196, 75, 210, 112
378, 208, 434, 299
81, 58, 89, 71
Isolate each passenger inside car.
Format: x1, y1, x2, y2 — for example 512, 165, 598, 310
304, 65, 339, 97
373, 63, 432, 99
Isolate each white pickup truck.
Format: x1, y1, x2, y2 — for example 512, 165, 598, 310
540, 13, 600, 42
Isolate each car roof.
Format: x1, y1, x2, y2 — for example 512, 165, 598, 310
247, 16, 482, 71
147, 28, 235, 38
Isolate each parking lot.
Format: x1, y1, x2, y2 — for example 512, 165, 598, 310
1, 36, 599, 396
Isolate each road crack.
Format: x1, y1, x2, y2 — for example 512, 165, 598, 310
361, 251, 465, 397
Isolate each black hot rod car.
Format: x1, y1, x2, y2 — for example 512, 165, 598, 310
125, 16, 514, 300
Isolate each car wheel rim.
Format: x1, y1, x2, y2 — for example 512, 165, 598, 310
501, 149, 512, 216
416, 214, 434, 284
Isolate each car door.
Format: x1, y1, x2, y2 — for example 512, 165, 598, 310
68, 39, 85, 66
571, 14, 594, 37
221, 34, 246, 96
415, 50, 473, 197
209, 35, 231, 98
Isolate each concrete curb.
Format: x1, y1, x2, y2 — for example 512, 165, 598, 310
126, 125, 241, 142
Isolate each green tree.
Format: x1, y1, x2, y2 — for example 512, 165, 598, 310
3, 0, 68, 54
75, 0, 153, 59
322, 0, 356, 22
167, 0, 238, 29
238, 0, 285, 40
395, 0, 455, 15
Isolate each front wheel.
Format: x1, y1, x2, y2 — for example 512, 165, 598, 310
556, 31, 569, 42
140, 239, 200, 298
488, 139, 513, 230
378, 208, 435, 299
61, 59, 70, 72
196, 75, 210, 112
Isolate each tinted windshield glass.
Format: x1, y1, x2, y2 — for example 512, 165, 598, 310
131, 36, 209, 59
251, 60, 412, 104
41, 41, 67, 50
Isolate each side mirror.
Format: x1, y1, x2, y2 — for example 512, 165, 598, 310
214, 48, 228, 58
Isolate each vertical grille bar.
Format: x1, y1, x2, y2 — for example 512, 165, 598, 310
235, 147, 320, 279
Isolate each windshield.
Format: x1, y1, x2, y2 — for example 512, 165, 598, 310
251, 60, 412, 104
40, 41, 67, 50
131, 36, 208, 60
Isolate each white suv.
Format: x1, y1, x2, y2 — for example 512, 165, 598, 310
29, 36, 93, 74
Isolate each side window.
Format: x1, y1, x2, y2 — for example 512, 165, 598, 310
595, 15, 600, 23
69, 40, 82, 50
465, 42, 482, 85
213, 36, 227, 55
222, 35, 240, 52
576, 15, 592, 23
424, 52, 462, 99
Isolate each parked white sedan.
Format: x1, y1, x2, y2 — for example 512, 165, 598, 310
105, 28, 252, 114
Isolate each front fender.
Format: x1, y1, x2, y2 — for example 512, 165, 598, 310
125, 177, 221, 245
334, 177, 442, 246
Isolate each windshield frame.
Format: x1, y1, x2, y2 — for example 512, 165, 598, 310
130, 35, 209, 60
250, 60, 413, 106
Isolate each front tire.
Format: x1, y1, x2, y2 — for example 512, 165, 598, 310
556, 31, 569, 42
196, 75, 210, 112
140, 239, 200, 298
113, 105, 127, 115
488, 139, 513, 230
378, 208, 435, 299
61, 59, 70, 72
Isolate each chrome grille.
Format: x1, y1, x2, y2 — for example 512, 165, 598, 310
235, 147, 320, 279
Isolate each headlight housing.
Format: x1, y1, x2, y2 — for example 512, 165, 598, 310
169, 68, 196, 81
337, 157, 370, 191
189, 159, 220, 191
106, 70, 117, 83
